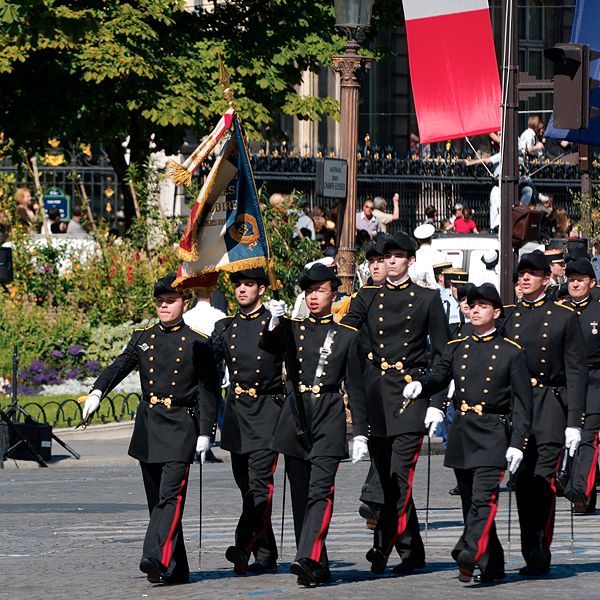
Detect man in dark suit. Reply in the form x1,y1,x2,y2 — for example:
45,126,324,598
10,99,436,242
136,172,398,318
82,273,220,585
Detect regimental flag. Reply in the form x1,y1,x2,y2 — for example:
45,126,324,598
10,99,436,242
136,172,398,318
402,0,501,144
175,115,271,289
545,0,600,145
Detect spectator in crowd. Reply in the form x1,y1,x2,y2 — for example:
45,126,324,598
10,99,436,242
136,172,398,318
312,206,336,252
66,205,86,234
356,198,381,239
449,203,463,226
423,205,437,227
554,207,571,238
294,198,315,240
543,136,571,160
440,219,454,233
409,223,445,288
15,187,38,229
48,206,66,234
372,193,400,233
453,207,479,234
518,116,545,159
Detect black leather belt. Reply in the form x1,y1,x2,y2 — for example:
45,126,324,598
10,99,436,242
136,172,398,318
298,383,340,397
232,384,284,397
144,395,193,409
458,401,509,416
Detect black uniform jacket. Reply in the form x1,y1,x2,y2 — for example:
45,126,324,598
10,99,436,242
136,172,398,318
502,296,587,441
342,280,450,438
263,314,362,460
560,296,600,415
94,321,220,463
420,331,532,469
210,305,284,454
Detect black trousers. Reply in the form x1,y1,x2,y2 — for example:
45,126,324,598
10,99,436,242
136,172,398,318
566,413,600,505
231,449,279,562
285,454,339,567
453,467,505,575
360,461,384,507
515,439,563,568
140,461,190,578
369,433,425,562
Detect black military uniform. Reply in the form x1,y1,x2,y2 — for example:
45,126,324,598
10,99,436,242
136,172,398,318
560,259,600,511
545,249,566,301
264,264,363,585
419,284,532,582
210,268,284,573
502,250,587,575
92,274,220,583
342,231,451,574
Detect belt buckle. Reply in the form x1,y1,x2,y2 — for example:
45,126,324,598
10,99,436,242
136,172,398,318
299,383,307,393
460,401,483,416
248,387,257,397
311,384,321,394
234,385,244,396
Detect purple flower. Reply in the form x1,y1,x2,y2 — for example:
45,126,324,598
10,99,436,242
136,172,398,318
66,368,81,380
30,360,45,371
32,372,48,385
85,360,101,374
51,350,64,359
68,345,85,356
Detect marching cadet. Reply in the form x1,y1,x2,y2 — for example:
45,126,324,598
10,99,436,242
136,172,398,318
82,273,220,585
266,263,363,585
561,258,600,513
342,231,450,576
404,283,532,583
545,248,566,299
210,268,284,575
502,250,587,576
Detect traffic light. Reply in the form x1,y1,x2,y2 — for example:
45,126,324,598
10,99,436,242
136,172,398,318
544,43,599,130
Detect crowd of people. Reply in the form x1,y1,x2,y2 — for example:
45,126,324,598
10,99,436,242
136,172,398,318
79,226,600,588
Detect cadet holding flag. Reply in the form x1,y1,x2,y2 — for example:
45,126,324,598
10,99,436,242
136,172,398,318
404,283,532,583
82,273,221,585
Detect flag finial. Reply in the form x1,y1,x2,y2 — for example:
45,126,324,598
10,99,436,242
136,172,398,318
219,52,235,108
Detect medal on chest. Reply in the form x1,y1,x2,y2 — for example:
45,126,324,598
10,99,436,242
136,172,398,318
591,321,598,335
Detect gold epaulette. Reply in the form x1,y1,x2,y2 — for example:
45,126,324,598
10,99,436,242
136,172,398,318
286,316,302,322
555,301,574,312
134,324,154,331
504,304,516,309
362,285,380,288
188,326,209,339
503,337,522,349
339,322,358,332
448,336,468,345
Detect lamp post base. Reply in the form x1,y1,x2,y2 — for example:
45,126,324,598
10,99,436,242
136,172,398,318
336,246,357,296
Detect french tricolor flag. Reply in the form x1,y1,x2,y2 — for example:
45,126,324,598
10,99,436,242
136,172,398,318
403,0,501,144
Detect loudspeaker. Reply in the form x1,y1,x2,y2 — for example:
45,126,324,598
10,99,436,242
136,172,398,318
0,247,13,284
2,421,52,461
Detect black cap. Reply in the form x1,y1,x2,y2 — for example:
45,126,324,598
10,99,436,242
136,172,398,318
517,250,551,275
449,270,469,286
467,283,504,316
566,257,596,279
565,244,590,263
544,249,565,263
365,235,388,259
230,268,269,286
298,263,341,291
433,261,453,278
457,281,475,301
382,231,417,257
154,272,191,299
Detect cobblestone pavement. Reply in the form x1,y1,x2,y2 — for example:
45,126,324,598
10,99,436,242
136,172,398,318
2,453,600,600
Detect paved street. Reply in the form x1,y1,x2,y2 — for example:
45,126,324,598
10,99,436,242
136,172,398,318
3,438,600,600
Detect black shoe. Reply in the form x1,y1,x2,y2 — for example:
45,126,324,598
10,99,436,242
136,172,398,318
392,557,426,575
456,550,475,583
366,548,388,574
474,570,506,584
160,573,190,585
204,448,223,463
359,502,381,521
225,546,249,575
520,548,549,576
291,558,329,585
448,485,461,496
247,559,278,573
139,557,164,583
518,564,549,577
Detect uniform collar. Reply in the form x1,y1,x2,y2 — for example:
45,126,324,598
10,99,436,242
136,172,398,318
471,329,498,343
385,277,411,291
308,313,334,325
159,319,184,332
238,305,266,320
570,296,591,310
520,295,547,309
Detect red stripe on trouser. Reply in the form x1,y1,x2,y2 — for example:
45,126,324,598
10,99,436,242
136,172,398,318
544,454,563,548
385,437,423,556
585,433,600,497
310,482,336,562
161,464,190,567
474,470,504,562
244,455,279,554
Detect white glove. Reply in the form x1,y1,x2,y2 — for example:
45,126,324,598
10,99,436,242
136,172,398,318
565,427,582,457
268,300,286,330
403,381,423,399
352,435,369,464
424,407,444,438
82,390,102,419
505,447,524,475
196,435,211,463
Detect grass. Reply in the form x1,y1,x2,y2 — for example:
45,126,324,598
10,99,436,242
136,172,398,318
0,392,140,429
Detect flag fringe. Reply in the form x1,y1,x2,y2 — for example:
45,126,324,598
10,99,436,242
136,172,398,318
174,256,267,289
167,161,194,187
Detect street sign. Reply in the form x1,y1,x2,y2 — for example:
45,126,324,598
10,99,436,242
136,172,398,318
316,158,348,199
43,187,70,220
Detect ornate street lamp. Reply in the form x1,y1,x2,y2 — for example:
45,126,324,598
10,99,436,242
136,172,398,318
331,0,373,294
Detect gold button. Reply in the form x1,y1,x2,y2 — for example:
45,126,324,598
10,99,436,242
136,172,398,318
299,358,303,362
379,343,385,349
515,313,521,317
547,310,552,315
379,304,384,309
321,372,326,376
541,359,546,364
379,330,384,335
300,325,306,330
460,388,465,393
325,360,329,364
460,365,466,370
174,370,178,374
233,323,238,327
181,336,186,341
150,345,155,349
494,345,499,350
462,354,468,358
149,357,154,361
232,357,237,362
233,370,238,375
408,303,413,308
485,377,491,382
515,323,520,328
514,335,520,339
176,358,181,363
256,369,260,373
542,333,548,338
300,335,305,340
404,329,410,334
261,320,266,325
379,317,384,322
151,334,156,339
460,376,465,381
230,345,235,349
483,389,489,394
410,291,415,296
380,292,385,297
465,344,470,349
491,355,496,360
406,316,412,320
544,322,549,327
488,366,494,371
232,334,236,338
149,368,154,373
257,356,262,360
178,347,183,351
541,347,546,351
298,347,303,351
540,372,545,377
149,380,154,385
171,381,176,386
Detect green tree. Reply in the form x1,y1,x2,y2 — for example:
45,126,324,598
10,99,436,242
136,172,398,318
0,0,402,228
